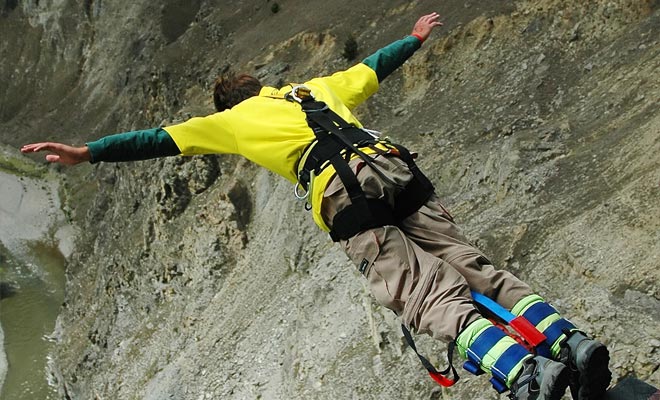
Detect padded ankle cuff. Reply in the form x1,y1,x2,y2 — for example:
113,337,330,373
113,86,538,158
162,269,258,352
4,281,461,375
511,294,545,316
456,318,491,359
456,318,532,386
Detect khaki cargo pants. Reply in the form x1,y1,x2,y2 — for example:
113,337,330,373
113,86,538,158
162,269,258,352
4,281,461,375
321,155,533,343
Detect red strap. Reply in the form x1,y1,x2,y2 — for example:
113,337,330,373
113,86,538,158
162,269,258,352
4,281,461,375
509,316,547,348
429,372,456,387
402,325,459,387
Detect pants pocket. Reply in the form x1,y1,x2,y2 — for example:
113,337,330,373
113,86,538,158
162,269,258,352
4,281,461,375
343,227,414,315
402,259,440,328
343,230,381,278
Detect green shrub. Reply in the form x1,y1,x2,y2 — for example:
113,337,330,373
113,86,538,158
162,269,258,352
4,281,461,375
343,34,358,61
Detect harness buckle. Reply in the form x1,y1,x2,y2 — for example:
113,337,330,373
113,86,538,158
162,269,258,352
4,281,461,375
362,128,382,139
288,85,313,103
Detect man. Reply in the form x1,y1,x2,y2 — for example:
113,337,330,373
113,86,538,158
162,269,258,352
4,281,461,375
22,13,611,400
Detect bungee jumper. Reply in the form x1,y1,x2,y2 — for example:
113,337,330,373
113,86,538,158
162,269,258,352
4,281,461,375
21,12,613,400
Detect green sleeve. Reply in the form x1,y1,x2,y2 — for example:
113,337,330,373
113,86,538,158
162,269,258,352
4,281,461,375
362,35,422,82
86,127,181,164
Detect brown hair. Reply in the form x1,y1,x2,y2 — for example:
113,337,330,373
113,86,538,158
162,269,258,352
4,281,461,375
213,73,262,111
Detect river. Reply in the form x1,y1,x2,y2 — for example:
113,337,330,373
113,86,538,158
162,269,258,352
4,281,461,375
0,164,72,399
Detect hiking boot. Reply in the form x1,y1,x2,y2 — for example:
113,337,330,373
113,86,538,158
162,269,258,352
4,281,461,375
560,331,611,400
509,356,570,400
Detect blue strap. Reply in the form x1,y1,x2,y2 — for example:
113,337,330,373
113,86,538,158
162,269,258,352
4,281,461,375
542,318,576,345
490,376,509,393
522,302,557,326
491,343,530,383
471,291,515,323
466,326,506,365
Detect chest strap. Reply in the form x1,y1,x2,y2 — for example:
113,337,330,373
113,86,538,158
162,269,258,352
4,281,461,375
287,85,434,241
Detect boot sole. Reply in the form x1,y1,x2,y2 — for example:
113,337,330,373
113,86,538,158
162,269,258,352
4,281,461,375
548,364,571,400
577,343,611,400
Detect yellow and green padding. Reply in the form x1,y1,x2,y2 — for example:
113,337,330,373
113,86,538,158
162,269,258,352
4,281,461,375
456,319,533,393
511,295,577,358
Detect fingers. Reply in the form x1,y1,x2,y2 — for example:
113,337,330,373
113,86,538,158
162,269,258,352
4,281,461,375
21,142,56,153
421,12,440,20
20,143,43,153
419,12,443,27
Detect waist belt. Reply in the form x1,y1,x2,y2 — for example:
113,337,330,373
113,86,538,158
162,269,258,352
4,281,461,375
329,166,434,241
287,85,435,242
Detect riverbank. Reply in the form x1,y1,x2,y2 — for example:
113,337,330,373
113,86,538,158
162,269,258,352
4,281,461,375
0,323,6,392
0,146,72,399
0,144,75,258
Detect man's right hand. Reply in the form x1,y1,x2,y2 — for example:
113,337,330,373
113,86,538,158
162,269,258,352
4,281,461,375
411,12,443,42
21,142,91,165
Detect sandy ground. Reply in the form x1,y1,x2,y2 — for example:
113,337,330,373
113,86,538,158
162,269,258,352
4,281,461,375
0,171,62,253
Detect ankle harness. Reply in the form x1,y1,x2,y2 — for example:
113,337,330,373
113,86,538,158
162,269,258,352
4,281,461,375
286,85,434,242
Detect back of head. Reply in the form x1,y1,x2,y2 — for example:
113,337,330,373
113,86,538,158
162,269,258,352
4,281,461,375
213,73,262,111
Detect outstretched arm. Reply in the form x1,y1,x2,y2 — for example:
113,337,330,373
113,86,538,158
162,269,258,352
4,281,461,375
21,127,180,165
21,142,91,165
362,12,443,82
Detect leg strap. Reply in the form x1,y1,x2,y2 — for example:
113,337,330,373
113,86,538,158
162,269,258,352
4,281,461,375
456,319,532,389
401,325,459,387
520,301,576,352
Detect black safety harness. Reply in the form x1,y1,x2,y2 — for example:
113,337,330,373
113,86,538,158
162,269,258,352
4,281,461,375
286,85,435,242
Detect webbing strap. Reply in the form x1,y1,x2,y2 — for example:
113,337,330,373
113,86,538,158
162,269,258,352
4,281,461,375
393,169,434,221
491,342,530,383
471,291,516,323
401,325,459,387
298,124,375,190
542,318,576,345
292,96,435,242
329,199,396,242
522,302,557,326
390,144,434,193
304,105,395,188
466,326,507,365
472,291,549,354
328,152,371,218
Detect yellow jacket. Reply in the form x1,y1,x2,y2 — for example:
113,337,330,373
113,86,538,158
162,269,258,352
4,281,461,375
86,35,423,231
164,63,379,231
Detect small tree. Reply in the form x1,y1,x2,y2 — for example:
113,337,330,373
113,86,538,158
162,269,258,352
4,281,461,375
270,2,280,14
343,34,358,61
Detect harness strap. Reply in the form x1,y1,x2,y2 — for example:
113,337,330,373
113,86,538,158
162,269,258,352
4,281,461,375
390,144,434,192
402,324,459,387
329,172,434,242
298,123,374,191
288,87,451,385
302,101,401,190
327,151,375,232
287,88,435,242
329,199,396,242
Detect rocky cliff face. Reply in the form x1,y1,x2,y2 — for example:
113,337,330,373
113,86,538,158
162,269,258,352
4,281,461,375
1,0,659,399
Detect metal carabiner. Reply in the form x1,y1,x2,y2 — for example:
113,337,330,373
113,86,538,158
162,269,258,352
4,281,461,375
293,169,315,206
294,182,309,201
